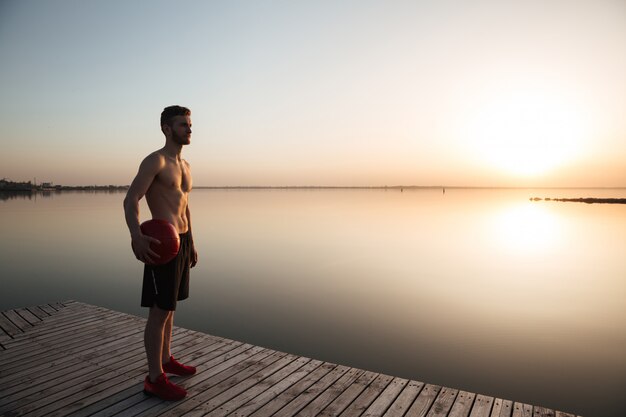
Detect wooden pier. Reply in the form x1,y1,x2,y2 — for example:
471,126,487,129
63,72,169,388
0,301,579,417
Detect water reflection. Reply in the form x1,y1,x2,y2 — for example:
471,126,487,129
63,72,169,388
0,188,624,417
0,191,39,201
0,189,128,202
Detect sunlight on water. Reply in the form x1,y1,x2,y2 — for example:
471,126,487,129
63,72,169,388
490,202,562,255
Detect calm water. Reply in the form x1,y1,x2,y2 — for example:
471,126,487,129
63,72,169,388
1,188,625,417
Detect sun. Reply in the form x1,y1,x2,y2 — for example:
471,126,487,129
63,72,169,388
463,89,590,177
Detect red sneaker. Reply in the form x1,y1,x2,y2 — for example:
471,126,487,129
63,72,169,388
163,355,197,376
143,373,187,401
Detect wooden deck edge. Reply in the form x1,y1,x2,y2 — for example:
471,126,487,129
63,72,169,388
0,300,80,349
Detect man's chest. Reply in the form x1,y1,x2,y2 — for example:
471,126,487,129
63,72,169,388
157,162,192,192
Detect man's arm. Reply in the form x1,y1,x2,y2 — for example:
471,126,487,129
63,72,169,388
186,202,198,268
123,153,163,263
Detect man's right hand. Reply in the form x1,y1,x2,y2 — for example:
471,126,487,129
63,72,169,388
131,233,162,264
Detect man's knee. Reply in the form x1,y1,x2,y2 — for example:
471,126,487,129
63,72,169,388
148,305,172,324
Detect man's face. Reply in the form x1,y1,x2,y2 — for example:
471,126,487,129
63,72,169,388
167,115,192,145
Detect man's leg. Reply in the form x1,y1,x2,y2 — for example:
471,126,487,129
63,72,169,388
161,309,196,375
145,306,172,382
161,311,174,364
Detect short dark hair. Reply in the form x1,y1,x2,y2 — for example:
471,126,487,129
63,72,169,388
160,105,191,127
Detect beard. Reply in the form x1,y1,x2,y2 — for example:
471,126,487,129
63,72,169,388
172,131,191,145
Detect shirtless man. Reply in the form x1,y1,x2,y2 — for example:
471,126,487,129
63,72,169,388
123,105,198,401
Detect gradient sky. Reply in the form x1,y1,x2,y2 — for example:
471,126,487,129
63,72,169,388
1,0,624,187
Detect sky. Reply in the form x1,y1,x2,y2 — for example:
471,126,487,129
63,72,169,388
0,0,624,187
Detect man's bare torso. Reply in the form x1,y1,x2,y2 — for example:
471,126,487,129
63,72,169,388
145,150,192,234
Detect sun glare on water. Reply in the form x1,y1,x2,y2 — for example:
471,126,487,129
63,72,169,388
490,202,562,255
463,89,590,177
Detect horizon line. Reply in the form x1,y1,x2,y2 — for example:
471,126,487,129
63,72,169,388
193,185,626,190
2,179,626,190
8,185,626,190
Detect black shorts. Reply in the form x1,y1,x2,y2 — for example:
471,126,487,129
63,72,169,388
141,231,192,311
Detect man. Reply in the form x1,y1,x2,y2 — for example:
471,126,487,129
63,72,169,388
123,105,198,401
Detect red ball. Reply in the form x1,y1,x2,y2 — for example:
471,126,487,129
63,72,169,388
140,219,180,265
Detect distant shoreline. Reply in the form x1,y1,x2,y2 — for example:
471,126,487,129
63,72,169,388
0,185,130,192
532,197,626,204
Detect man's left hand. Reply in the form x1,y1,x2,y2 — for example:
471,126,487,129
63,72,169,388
191,247,198,268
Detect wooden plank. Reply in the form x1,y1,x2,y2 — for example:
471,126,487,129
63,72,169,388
2,304,85,337
66,384,145,417
405,383,441,417
534,407,556,417
37,304,58,315
0,350,89,389
0,328,193,404
0,332,11,349
1,342,146,404
26,306,49,320
0,315,144,369
124,344,271,416
148,350,287,417
0,362,106,415
0,316,126,360
8,368,149,417
48,301,67,311
2,312,148,370
470,394,494,417
0,311,23,337
15,307,41,325
127,345,270,417
37,334,230,417
245,363,337,417
166,351,294,417
2,309,32,332
2,329,203,417
85,329,209,369
94,331,201,373
555,412,576,417
383,380,425,417
7,305,130,340
491,399,513,417
0,361,104,409
426,387,459,417
229,359,324,417
268,364,351,417
449,391,477,417
0,325,149,385
362,377,409,417
69,337,241,417
78,330,160,364
1,308,125,349
67,388,145,417
23,302,81,322
26,301,111,321
0,318,167,403
339,373,394,417
296,367,366,417
512,402,533,417
317,371,379,417
204,356,314,417
3,308,139,351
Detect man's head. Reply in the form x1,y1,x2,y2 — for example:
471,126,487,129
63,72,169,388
161,105,192,145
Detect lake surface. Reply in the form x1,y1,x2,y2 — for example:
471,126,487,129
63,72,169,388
1,188,624,417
